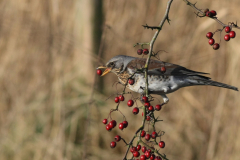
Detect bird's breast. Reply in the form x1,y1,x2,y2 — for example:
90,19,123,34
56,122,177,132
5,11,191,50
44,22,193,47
127,73,182,94
117,69,184,95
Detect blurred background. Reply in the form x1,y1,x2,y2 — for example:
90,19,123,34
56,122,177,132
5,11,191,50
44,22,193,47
0,0,239,160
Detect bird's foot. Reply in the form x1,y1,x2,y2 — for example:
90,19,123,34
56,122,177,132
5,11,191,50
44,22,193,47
160,94,169,107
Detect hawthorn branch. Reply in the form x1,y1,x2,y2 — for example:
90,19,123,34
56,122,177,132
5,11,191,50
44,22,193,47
144,0,173,96
133,42,150,47
123,1,174,159
182,0,240,29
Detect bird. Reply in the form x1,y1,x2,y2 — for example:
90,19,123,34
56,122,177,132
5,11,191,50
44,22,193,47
97,55,238,105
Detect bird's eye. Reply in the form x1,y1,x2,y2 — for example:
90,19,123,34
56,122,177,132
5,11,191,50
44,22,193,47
109,62,114,66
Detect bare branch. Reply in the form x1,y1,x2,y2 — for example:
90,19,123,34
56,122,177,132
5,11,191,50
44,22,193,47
182,0,240,29
144,0,174,96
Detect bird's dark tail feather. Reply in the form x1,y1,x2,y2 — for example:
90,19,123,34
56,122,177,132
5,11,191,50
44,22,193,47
187,76,238,91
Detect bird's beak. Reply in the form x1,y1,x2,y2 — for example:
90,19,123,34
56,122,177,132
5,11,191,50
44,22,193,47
97,66,107,69
101,68,112,76
97,66,112,76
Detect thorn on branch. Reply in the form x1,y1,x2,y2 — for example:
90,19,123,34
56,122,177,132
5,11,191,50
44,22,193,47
194,12,205,18
166,17,171,24
193,2,197,6
142,24,161,30
133,42,149,47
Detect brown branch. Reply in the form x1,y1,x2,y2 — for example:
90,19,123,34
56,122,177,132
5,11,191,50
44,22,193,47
144,0,174,96
142,24,161,30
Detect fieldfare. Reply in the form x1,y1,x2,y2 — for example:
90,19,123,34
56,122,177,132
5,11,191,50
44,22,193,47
98,55,238,104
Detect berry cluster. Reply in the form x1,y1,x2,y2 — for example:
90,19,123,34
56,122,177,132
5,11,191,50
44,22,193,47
202,8,238,51
204,9,217,17
101,91,166,159
129,143,164,160
206,25,237,50
206,32,220,50
137,49,149,55
110,130,165,160
224,26,236,41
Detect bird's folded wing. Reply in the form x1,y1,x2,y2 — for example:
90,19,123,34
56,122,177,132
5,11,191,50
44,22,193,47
127,58,209,77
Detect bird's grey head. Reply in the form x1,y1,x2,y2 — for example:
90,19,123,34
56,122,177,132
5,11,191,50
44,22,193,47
98,55,135,76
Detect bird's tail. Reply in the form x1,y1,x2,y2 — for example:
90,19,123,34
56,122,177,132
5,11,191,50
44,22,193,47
187,75,238,91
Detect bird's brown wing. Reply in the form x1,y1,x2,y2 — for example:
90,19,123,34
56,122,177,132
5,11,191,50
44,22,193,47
127,58,209,77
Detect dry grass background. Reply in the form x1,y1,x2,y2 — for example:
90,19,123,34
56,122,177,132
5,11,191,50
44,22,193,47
0,0,239,160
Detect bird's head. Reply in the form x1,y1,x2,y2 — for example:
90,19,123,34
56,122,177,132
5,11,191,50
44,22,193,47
97,55,135,76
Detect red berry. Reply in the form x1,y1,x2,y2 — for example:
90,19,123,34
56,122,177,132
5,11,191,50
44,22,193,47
161,66,166,73
142,96,148,103
206,11,213,17
142,112,144,116
119,95,125,101
146,116,151,121
210,10,217,16
155,156,162,160
148,106,154,111
142,146,146,153
140,155,146,160
102,119,108,124
213,43,220,50
141,130,146,137
150,154,155,160
155,104,161,111
114,135,121,142
229,31,236,38
143,49,149,55
130,147,137,153
208,38,215,45
145,134,151,141
137,49,143,55
133,151,140,157
122,121,128,128
127,100,134,107
224,34,230,41
96,69,102,76
144,102,150,107
128,78,134,85
159,141,165,148
109,120,117,128
137,144,141,151
133,107,139,115
206,32,213,39
106,124,112,131
147,149,152,153
110,141,116,148
115,97,119,103
151,131,157,139
145,151,151,158
119,123,124,130
225,26,231,33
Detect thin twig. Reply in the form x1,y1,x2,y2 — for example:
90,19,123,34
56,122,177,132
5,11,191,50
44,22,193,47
182,0,240,29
